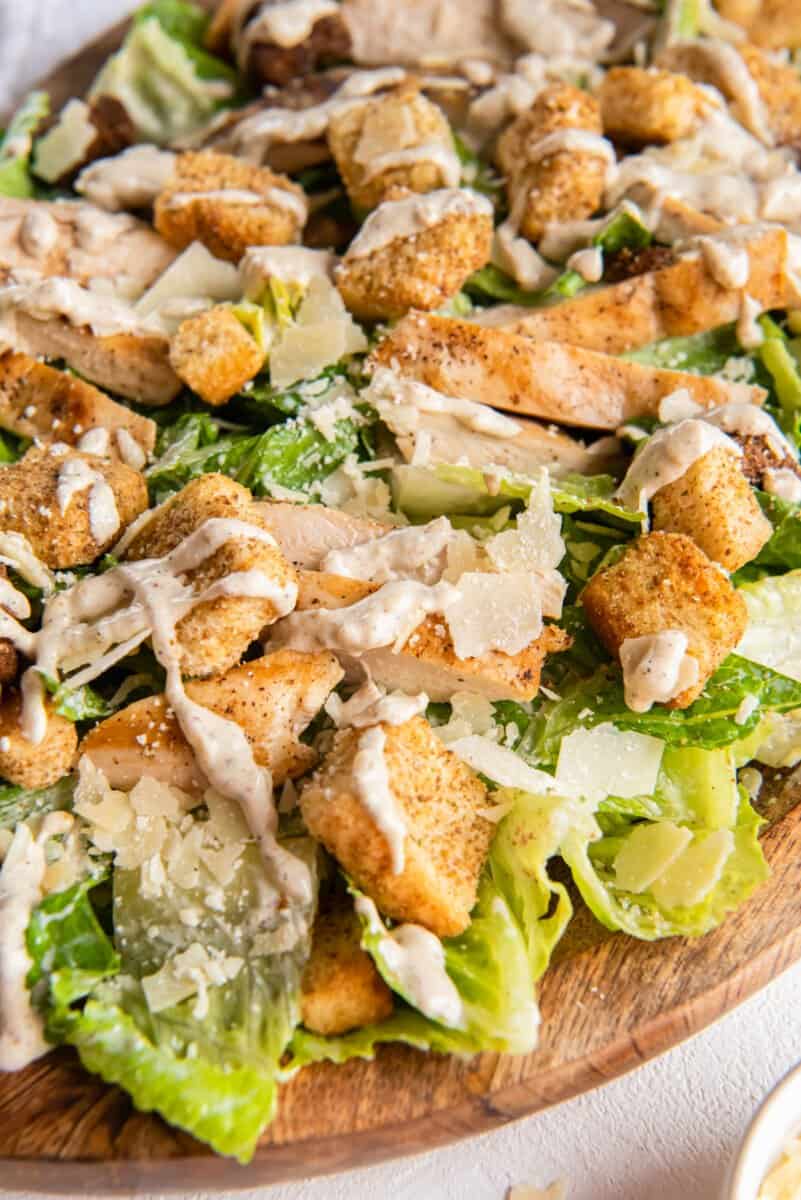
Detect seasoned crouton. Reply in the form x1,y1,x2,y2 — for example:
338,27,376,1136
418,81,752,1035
81,649,342,792
372,314,765,429
0,689,76,788
652,444,772,572
716,0,801,49
124,474,299,677
600,67,710,145
0,446,147,569
581,532,748,708
475,226,797,354
279,569,571,701
0,351,156,461
300,893,393,1035
657,40,801,145
300,716,493,936
154,150,308,263
335,189,493,320
0,197,174,294
169,306,265,406
328,86,460,212
495,83,607,243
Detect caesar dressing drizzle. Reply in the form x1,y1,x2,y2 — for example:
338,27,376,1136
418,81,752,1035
351,725,406,872
343,188,492,259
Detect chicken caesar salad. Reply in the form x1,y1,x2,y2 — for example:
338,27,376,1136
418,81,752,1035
1,0,801,1164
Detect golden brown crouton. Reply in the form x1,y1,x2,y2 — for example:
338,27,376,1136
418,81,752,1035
0,689,76,788
716,0,801,49
328,86,460,212
300,716,493,936
154,150,308,263
651,445,772,572
600,67,710,146
581,532,748,708
169,307,265,406
124,474,299,678
81,649,342,792
300,894,393,1035
0,446,147,568
371,313,765,430
658,40,801,145
0,351,156,460
335,194,493,320
476,226,797,354
495,83,607,243
279,569,571,701
246,13,352,89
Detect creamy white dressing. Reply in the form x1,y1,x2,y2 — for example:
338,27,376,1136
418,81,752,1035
492,184,558,289
703,401,796,459
680,39,774,146
0,577,30,622
351,725,406,873
690,235,751,289
77,427,111,456
75,145,177,212
763,467,801,504
321,517,454,585
55,457,120,545
527,128,616,170
354,893,464,1027
619,631,700,713
166,186,308,224
225,67,407,160
616,419,741,512
240,0,338,56
274,578,457,656
343,188,492,260
19,667,47,746
18,210,59,260
0,533,53,593
115,428,147,470
566,245,603,282
325,678,428,728
737,294,765,349
240,245,334,295
0,610,36,658
0,823,49,1070
658,388,702,423
0,273,150,338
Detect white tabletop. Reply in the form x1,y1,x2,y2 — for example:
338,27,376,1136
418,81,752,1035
1,5,800,1197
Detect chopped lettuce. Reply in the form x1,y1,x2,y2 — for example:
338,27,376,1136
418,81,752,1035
738,570,801,683
0,776,75,832
625,323,748,375
734,490,801,582
89,9,237,144
757,317,801,446
0,91,50,197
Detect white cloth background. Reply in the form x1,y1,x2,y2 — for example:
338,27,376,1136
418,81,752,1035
1,5,800,1198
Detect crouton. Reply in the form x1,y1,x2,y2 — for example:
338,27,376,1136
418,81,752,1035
0,197,174,294
0,689,76,788
0,446,147,569
657,40,801,145
495,82,607,243
169,306,265,406
716,0,801,49
81,649,342,792
278,569,571,701
124,474,299,678
0,351,156,460
371,313,765,429
154,150,308,263
651,444,772,572
335,190,493,320
581,532,748,708
599,67,710,145
4,314,180,407
328,86,460,212
300,894,393,1035
245,11,352,88
254,500,388,569
300,716,493,936
475,226,797,354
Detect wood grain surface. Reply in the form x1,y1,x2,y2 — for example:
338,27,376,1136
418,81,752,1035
1,5,799,1194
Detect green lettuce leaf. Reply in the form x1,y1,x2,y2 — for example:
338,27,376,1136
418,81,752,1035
89,12,236,144
737,570,801,683
286,1007,469,1069
0,776,75,832
757,317,801,446
734,490,801,581
0,91,50,197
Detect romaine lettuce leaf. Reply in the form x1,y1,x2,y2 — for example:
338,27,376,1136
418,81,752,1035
757,317,801,446
625,323,748,376
735,490,801,581
737,570,801,683
286,1006,470,1069
0,91,49,197
89,11,236,144
0,776,75,832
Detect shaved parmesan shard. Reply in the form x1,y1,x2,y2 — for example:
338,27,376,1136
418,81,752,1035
448,735,559,794
142,943,243,1018
555,723,665,804
650,829,735,909
613,821,693,894
444,571,543,660
269,277,367,389
487,473,565,573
